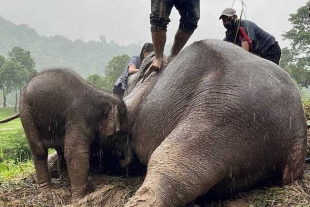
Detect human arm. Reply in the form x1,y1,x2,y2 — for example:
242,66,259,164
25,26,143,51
128,64,139,75
241,41,250,51
240,21,255,52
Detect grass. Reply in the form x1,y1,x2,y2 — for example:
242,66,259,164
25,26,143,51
0,160,34,180
0,107,34,181
0,107,22,132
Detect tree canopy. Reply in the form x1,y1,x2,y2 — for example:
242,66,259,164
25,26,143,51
0,47,36,107
280,1,310,88
87,54,130,92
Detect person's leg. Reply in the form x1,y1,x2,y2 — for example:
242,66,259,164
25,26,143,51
169,0,200,62
150,0,174,71
261,42,281,65
113,84,125,99
151,31,166,71
168,29,192,62
273,42,281,65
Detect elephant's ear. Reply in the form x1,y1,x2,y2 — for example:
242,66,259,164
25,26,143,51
106,105,121,137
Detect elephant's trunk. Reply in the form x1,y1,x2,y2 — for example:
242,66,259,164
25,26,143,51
118,146,133,168
117,134,133,168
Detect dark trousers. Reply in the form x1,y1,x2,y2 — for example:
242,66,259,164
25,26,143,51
113,84,125,99
261,42,281,65
150,0,200,34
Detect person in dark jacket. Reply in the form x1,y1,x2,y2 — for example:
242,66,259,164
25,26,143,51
113,42,153,99
220,8,281,65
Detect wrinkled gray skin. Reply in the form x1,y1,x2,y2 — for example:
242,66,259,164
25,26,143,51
123,39,307,206
18,69,131,202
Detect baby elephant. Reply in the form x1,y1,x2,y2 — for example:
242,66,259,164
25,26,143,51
5,69,131,202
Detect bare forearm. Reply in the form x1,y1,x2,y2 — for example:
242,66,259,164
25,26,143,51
129,68,139,75
241,41,250,51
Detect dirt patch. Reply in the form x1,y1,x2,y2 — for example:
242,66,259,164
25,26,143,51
1,130,310,207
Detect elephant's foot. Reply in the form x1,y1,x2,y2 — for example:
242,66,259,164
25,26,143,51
37,181,52,189
124,186,164,207
71,196,83,204
282,140,306,185
125,189,199,207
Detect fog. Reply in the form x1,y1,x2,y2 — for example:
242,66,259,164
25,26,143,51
0,0,308,48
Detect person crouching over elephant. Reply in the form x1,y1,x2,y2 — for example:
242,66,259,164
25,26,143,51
0,69,132,202
113,42,153,99
220,8,281,65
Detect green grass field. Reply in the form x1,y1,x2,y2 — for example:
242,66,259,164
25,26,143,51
0,107,25,155
0,107,22,135
0,107,33,180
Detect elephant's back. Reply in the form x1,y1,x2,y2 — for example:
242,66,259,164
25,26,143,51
137,39,306,165
20,69,101,128
142,39,304,135
21,69,98,107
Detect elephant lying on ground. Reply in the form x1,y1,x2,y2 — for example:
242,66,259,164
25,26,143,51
0,69,132,202
122,39,307,206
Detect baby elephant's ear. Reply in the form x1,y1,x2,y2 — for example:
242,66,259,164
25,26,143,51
106,105,121,137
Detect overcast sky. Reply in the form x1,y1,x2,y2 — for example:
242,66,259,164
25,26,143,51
0,0,308,49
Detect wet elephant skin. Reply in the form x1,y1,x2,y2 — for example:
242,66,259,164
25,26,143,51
123,39,307,207
19,69,129,201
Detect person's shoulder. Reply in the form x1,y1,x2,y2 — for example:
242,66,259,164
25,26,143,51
129,56,139,62
128,55,141,65
241,19,257,27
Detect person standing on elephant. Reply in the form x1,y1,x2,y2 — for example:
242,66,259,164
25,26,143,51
113,42,153,99
149,0,200,71
220,8,281,65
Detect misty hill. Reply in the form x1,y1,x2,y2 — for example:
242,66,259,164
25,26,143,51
0,15,141,77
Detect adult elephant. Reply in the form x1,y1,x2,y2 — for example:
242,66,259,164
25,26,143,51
0,69,132,202
123,39,307,206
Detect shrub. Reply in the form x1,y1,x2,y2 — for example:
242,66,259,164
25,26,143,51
0,129,32,163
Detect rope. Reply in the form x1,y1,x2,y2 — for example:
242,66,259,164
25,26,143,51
231,0,248,45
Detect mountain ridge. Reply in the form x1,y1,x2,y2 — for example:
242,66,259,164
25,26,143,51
0,15,141,77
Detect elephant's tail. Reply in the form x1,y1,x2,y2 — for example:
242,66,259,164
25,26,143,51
0,113,20,123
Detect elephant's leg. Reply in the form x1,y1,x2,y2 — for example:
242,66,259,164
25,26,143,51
125,127,226,207
64,129,91,202
48,151,60,178
56,148,68,178
21,111,51,188
282,136,307,185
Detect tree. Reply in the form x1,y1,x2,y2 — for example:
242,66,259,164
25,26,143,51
0,60,26,107
281,1,310,88
86,74,105,89
8,47,36,80
7,47,36,110
0,55,5,68
0,55,6,107
103,54,130,92
86,54,129,92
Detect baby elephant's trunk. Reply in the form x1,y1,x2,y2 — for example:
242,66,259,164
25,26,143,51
115,133,133,168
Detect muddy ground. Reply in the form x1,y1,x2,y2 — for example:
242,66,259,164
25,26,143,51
1,130,310,207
